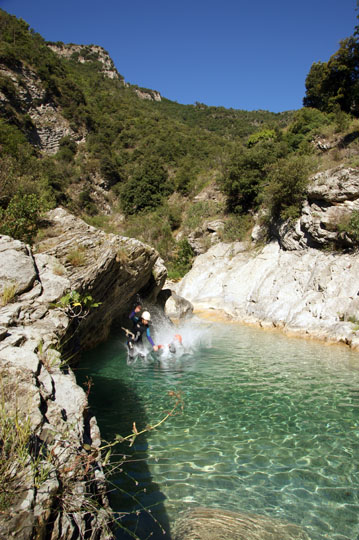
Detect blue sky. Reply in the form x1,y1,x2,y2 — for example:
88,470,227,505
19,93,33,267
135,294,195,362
0,0,357,112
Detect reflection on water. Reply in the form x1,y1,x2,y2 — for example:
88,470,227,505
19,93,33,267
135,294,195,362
78,319,359,540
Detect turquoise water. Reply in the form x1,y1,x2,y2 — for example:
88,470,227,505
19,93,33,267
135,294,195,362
77,318,359,540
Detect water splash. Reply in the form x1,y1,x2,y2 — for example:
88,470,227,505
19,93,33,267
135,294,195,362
153,316,212,358
123,306,211,365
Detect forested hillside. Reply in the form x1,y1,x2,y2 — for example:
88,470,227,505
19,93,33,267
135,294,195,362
0,8,359,276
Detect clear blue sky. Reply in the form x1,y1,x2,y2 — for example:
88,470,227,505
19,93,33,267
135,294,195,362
0,0,357,112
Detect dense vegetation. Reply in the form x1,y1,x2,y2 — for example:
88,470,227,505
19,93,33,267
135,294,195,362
1,8,359,275
304,29,359,117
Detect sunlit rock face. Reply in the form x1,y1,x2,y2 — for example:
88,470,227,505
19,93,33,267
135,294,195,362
274,166,359,250
48,43,123,81
173,240,359,349
134,88,162,101
0,208,166,539
172,166,359,349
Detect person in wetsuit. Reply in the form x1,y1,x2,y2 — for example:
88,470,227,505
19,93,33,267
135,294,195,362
129,302,142,329
127,308,159,353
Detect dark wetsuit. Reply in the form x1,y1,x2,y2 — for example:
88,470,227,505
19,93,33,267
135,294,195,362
128,311,155,350
129,309,140,329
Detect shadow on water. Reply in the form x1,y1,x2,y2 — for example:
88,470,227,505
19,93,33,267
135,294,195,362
77,372,172,540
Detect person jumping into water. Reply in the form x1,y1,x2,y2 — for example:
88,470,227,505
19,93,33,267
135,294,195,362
127,308,159,353
129,301,142,329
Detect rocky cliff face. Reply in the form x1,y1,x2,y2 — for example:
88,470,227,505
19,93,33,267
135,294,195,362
133,88,162,102
0,63,80,154
0,208,167,539
0,42,134,156
174,240,359,348
275,166,359,250
48,43,123,81
35,208,167,351
172,166,359,349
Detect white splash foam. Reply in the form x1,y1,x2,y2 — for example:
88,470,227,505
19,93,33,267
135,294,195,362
154,317,212,357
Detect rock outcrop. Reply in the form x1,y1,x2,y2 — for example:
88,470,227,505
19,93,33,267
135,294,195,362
35,208,167,350
163,289,193,320
0,63,81,154
171,166,359,349
183,184,226,255
274,166,359,250
173,240,359,349
0,208,167,539
133,88,162,102
48,43,123,81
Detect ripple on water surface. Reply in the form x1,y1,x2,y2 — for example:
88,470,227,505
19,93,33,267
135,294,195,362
79,320,359,540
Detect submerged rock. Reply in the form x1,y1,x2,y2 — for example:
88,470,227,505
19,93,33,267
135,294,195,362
172,507,311,540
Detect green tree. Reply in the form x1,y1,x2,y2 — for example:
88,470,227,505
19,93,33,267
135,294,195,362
262,155,314,221
56,136,77,162
100,155,123,187
168,238,194,278
220,141,289,214
120,157,172,215
304,33,359,116
175,162,194,195
247,129,276,148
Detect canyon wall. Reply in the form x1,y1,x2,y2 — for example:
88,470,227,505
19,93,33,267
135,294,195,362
0,208,166,539
173,166,359,349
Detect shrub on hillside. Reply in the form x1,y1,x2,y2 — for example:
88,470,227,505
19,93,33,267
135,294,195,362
120,157,173,215
219,214,254,243
220,141,289,214
262,155,314,222
0,193,42,243
123,208,175,261
337,210,359,244
167,238,194,279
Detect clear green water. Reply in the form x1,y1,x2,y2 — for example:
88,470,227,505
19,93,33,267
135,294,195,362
77,319,359,540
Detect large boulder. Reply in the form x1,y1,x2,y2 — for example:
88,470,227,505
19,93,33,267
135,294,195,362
164,289,194,320
0,236,37,296
175,240,359,349
35,208,167,350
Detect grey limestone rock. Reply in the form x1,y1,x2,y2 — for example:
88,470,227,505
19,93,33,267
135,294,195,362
176,240,359,349
0,236,36,296
164,290,194,320
273,166,359,251
0,208,167,539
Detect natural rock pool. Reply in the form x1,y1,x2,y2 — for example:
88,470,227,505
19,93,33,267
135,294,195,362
78,318,359,540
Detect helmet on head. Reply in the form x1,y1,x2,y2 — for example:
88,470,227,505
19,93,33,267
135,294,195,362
141,311,151,321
